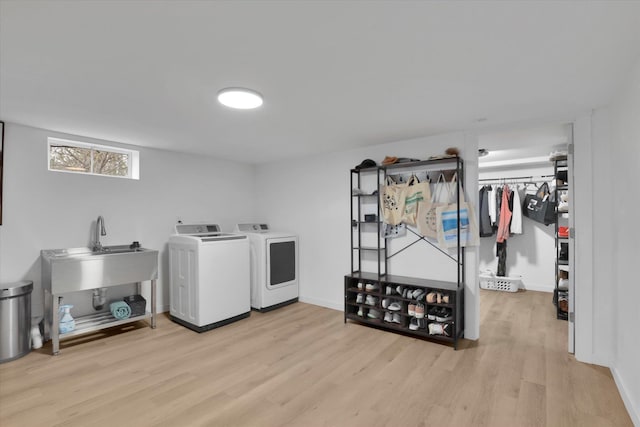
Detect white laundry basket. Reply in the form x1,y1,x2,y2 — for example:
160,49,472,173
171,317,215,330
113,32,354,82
479,273,521,292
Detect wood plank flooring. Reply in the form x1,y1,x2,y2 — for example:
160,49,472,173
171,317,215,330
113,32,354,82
0,290,632,426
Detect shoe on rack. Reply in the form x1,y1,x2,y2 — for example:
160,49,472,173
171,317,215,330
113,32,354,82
558,295,568,313
392,313,402,324
427,306,439,321
396,286,409,298
356,293,364,304
367,308,381,319
426,292,437,303
357,307,364,317
365,295,378,306
417,318,426,329
357,282,364,290
558,278,569,291
558,201,569,212
386,286,393,295
408,302,416,316
382,298,390,309
435,308,453,322
384,312,393,322
409,318,419,331
388,302,402,311
365,282,380,292
428,322,450,337
414,303,425,319
437,292,443,304
412,289,426,300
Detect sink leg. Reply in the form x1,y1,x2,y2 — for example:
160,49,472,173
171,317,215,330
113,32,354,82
151,279,156,329
52,295,60,355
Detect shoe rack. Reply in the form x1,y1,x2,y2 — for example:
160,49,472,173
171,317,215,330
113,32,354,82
344,272,463,348
554,157,570,320
346,157,465,349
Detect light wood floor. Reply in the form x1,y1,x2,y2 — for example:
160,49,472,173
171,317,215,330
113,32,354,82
0,290,632,427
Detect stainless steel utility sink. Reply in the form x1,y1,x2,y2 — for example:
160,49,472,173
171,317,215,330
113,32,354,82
41,246,159,294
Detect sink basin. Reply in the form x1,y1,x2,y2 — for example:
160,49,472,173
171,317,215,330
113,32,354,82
41,246,159,294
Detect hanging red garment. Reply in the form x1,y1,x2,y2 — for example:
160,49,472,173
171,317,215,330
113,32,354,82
496,185,512,243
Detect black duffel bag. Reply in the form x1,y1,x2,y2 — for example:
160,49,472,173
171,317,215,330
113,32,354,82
522,182,556,225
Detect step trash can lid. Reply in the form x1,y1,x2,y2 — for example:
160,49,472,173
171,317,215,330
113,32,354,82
0,281,33,298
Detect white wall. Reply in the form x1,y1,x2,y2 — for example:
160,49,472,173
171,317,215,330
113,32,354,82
255,132,481,340
0,123,256,318
478,165,556,292
606,56,640,426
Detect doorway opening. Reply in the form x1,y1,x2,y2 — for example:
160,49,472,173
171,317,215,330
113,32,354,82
476,122,574,352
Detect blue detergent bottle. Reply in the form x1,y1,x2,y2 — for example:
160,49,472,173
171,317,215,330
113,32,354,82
58,304,76,334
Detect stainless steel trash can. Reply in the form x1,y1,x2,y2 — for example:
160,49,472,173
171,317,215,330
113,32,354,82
0,281,33,363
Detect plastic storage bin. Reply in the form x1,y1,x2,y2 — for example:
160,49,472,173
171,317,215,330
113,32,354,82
0,281,33,363
123,295,146,317
479,273,521,292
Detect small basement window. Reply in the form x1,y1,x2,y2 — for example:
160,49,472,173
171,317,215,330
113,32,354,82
48,137,139,180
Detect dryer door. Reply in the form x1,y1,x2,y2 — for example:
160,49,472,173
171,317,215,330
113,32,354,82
266,236,298,289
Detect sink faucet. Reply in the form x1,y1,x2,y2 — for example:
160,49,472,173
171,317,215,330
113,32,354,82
93,216,107,251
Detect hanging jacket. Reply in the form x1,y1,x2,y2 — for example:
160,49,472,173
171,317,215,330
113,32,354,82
479,186,494,237
496,185,512,243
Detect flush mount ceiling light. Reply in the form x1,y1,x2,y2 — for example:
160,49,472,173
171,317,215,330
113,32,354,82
479,148,490,157
217,87,263,109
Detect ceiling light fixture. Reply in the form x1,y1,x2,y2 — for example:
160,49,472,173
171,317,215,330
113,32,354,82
217,87,263,109
478,148,489,157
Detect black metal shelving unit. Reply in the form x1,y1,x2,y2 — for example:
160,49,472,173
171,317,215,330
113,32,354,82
554,158,570,320
346,156,465,349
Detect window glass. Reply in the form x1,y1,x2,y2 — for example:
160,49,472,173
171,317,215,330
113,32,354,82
48,138,139,179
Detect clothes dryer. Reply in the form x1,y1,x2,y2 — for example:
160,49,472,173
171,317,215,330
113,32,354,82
235,224,299,311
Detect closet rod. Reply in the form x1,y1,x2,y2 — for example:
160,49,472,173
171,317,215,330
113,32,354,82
478,174,554,183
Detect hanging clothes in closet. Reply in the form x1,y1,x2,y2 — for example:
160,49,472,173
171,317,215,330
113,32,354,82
478,186,494,237
496,185,512,276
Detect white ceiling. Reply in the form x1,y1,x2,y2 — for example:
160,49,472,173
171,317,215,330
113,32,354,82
1,1,640,164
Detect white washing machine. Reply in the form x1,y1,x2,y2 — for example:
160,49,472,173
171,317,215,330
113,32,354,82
169,223,250,332
235,224,299,311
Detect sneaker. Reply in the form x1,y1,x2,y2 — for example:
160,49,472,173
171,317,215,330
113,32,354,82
414,303,425,319
384,312,393,322
427,306,439,320
392,313,402,324
409,318,419,331
367,308,381,319
365,282,380,292
357,282,364,290
408,303,416,316
558,278,569,291
426,292,437,303
388,302,402,311
441,294,450,304
357,307,364,317
395,286,409,297
428,322,450,337
557,201,569,212
365,295,378,306
417,318,426,329
412,289,426,300
382,298,390,309
435,308,453,322
386,286,394,295
356,293,364,304
437,293,443,304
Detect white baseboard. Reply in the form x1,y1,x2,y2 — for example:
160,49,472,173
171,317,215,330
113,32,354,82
611,367,640,427
298,295,342,312
522,283,554,293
